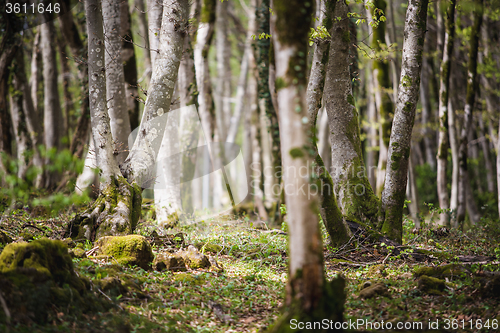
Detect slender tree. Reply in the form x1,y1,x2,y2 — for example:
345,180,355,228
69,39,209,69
306,0,349,246
267,1,345,329
436,0,456,227
103,0,131,165
456,0,483,225
381,0,429,243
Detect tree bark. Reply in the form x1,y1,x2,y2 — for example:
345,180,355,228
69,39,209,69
269,0,344,324
436,0,456,226
456,0,483,226
381,0,428,243
306,0,349,246
41,20,64,189
372,0,394,196
134,0,152,86
325,0,381,227
120,0,189,185
120,0,141,131
102,0,132,165
147,0,163,69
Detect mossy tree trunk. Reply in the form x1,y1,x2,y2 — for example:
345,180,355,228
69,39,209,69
267,1,345,330
306,0,349,247
324,0,381,227
256,0,282,221
381,0,429,243
436,0,456,227
69,0,189,240
456,0,483,226
372,0,394,197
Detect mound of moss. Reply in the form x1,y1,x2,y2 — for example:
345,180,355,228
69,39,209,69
0,238,112,325
96,235,154,270
414,264,469,280
417,275,446,295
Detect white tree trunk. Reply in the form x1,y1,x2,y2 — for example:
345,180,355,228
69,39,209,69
41,20,64,188
103,0,131,164
147,0,163,69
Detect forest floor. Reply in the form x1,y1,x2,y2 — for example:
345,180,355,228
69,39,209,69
0,203,499,332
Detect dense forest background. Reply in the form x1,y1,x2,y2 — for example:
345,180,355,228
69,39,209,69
1,0,500,331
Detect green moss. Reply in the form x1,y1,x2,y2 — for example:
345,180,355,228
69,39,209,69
200,0,216,23
417,275,445,295
96,235,154,270
314,154,349,247
273,0,313,86
275,77,286,90
347,94,355,106
402,75,412,87
173,272,205,285
414,264,467,278
289,147,305,159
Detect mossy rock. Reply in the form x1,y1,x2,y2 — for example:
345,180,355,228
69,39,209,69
0,230,13,245
69,247,87,259
173,272,205,285
0,238,111,325
96,235,154,270
195,241,223,253
153,252,186,272
19,231,34,241
180,245,211,269
359,282,391,299
417,275,446,295
414,264,469,280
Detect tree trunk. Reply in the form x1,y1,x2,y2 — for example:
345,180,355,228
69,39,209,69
436,0,456,227
67,0,142,241
120,0,141,131
306,0,349,246
325,0,380,227
103,0,132,165
9,47,43,183
134,0,152,85
268,0,344,326
419,57,436,170
381,0,428,243
59,0,91,159
372,0,394,196
147,0,163,69
41,20,64,189
456,0,483,226
215,0,230,140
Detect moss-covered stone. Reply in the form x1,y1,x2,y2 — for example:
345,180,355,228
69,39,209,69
96,235,154,270
367,264,387,278
69,247,87,259
173,272,205,285
0,238,111,325
414,264,468,279
180,245,210,269
359,282,391,299
153,252,186,272
195,241,223,254
417,275,446,295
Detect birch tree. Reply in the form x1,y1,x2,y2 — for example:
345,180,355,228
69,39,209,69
267,0,345,328
381,0,429,243
436,0,456,227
